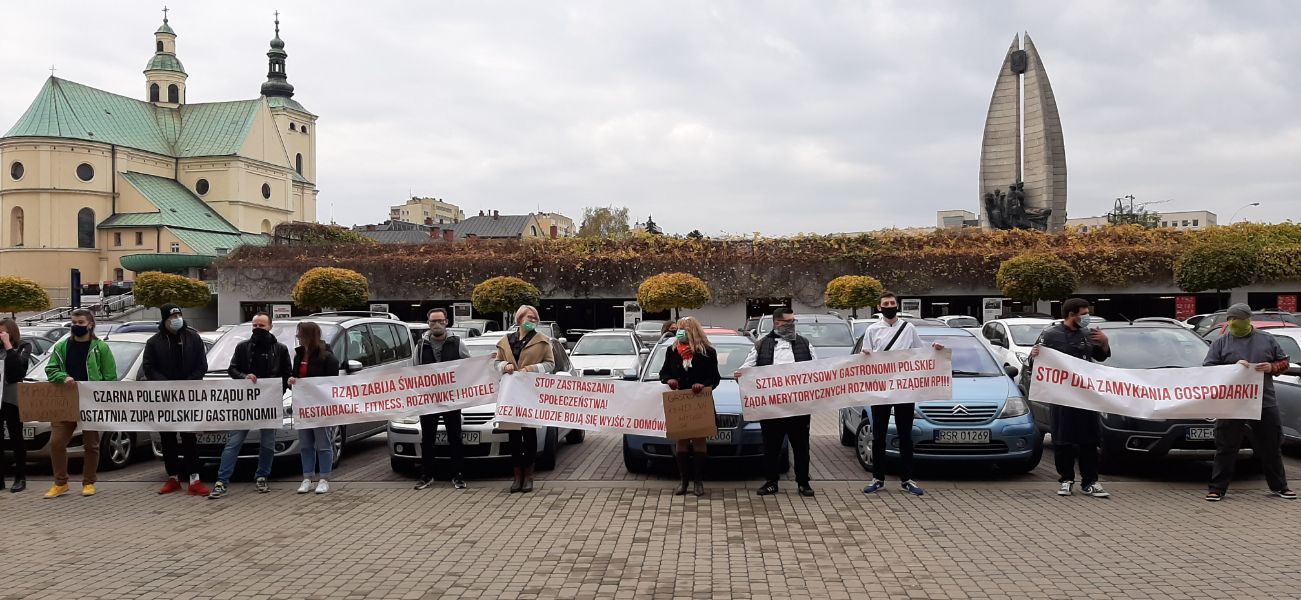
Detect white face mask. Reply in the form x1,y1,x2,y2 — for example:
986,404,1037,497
169,317,185,331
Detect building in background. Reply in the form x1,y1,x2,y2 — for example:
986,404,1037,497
1069,210,1217,232
938,210,979,229
535,212,575,238
389,196,464,225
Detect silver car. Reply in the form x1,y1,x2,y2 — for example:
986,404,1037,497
567,329,648,379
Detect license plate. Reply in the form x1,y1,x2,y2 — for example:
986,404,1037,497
196,433,229,445
1186,427,1215,441
934,429,991,444
707,430,733,443
434,432,480,445
22,426,35,440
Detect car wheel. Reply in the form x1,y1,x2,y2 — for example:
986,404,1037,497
536,428,559,471
855,421,876,472
565,429,585,444
623,444,647,473
331,426,345,469
98,431,134,471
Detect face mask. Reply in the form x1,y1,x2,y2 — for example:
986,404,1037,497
251,328,272,341
169,317,185,331
71,325,90,338
775,323,796,340
1077,315,1092,328
880,307,899,319
521,321,536,333
676,330,688,343
1228,320,1253,338
428,324,447,336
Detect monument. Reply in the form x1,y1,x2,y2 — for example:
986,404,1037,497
978,33,1067,231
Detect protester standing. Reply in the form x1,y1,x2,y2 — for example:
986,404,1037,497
737,308,818,497
494,305,555,493
414,308,472,491
1203,303,1296,502
659,317,721,497
209,313,291,499
143,304,212,496
288,321,341,494
860,292,945,496
42,309,117,498
1029,298,1112,498
1,318,34,492
660,320,679,341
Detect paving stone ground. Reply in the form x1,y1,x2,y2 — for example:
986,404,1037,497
4,413,1299,599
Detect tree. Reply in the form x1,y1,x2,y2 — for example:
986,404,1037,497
0,276,52,316
996,253,1077,304
472,276,541,326
273,222,377,246
637,272,711,320
577,205,631,238
292,267,369,311
133,272,211,309
1174,242,1255,306
823,275,884,318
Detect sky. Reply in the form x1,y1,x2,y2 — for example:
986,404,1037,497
1,1,1298,236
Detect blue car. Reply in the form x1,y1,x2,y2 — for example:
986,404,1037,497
622,332,786,473
839,327,1043,474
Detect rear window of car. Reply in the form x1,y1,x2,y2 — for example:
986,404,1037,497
1099,327,1208,369
572,335,637,356
206,322,342,371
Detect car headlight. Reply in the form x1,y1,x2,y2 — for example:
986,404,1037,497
397,417,419,425
998,396,1029,419
1014,352,1030,365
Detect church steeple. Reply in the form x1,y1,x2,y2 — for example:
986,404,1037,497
260,12,295,98
144,6,187,107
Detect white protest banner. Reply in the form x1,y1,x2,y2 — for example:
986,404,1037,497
291,356,500,428
496,373,668,436
738,348,953,421
1028,347,1263,420
77,379,282,431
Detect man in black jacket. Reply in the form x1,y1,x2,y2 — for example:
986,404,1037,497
737,308,819,497
414,308,472,490
141,303,211,496
209,313,291,498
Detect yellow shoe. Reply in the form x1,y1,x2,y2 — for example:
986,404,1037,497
43,484,69,499
82,483,97,496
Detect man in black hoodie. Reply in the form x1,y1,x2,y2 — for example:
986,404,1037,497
141,303,211,496
209,312,291,498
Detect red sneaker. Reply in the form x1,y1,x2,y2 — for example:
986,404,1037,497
187,481,211,496
158,478,183,495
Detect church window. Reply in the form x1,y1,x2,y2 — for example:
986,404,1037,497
156,40,163,52
135,232,144,245
114,268,124,282
300,125,307,134
113,232,122,247
289,123,296,131
170,242,180,253
77,208,95,248
9,161,23,180
150,83,160,102
295,153,303,174
195,179,210,195
167,84,179,103
261,183,272,199
76,163,95,182
9,207,23,247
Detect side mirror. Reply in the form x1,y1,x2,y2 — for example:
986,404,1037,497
623,369,640,381
639,347,650,355
989,338,1007,349
557,337,567,345
344,360,363,374
1004,364,1020,379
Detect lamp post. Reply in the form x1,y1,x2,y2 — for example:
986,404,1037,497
1229,202,1261,224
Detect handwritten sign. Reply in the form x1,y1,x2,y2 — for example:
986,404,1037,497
18,382,81,422
662,389,717,439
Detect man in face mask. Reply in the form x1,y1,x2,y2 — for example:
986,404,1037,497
1203,303,1295,502
209,313,291,498
142,303,211,496
414,308,472,490
42,309,117,498
736,307,819,497
1029,298,1111,498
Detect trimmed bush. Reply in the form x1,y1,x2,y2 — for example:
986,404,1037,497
292,267,369,310
133,272,211,308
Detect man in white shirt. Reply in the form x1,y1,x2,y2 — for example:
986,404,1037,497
860,292,944,497
736,308,819,497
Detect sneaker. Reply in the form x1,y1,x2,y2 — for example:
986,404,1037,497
208,482,227,499
43,484,69,499
255,477,270,494
756,481,779,496
187,481,212,497
158,478,183,495
1057,481,1074,496
862,479,886,494
901,480,926,496
81,483,97,497
1081,483,1110,498
296,479,313,494
1205,490,1225,502
314,479,330,494
452,475,467,490
1274,489,1297,500
413,476,434,491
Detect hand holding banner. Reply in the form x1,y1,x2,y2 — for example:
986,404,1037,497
77,379,283,431
738,348,953,421
291,356,501,428
496,373,668,436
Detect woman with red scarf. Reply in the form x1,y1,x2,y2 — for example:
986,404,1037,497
658,317,720,496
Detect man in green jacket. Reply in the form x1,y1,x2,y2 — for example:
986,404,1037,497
43,309,117,498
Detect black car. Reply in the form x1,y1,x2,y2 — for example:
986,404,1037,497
1193,309,1299,336
1020,321,1257,469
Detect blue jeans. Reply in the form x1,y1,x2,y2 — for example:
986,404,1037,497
217,429,277,484
297,427,334,478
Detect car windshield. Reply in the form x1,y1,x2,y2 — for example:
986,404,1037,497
921,335,1002,376
635,321,665,333
643,341,754,381
572,335,636,356
945,317,979,328
1009,323,1050,346
1272,335,1300,362
796,322,854,347
852,321,872,339
27,340,146,382
463,342,497,358
1097,327,1208,369
205,322,342,372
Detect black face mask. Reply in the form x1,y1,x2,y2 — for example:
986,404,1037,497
71,325,90,338
251,329,273,342
880,307,899,319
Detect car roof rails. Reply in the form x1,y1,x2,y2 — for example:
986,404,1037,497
308,311,400,321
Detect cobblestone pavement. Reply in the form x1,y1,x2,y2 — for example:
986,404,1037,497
5,413,1300,599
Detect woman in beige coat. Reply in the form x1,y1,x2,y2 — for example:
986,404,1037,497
494,305,555,493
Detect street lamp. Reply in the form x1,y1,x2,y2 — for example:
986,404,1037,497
1229,202,1261,224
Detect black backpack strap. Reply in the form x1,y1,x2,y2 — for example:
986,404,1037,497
882,322,910,351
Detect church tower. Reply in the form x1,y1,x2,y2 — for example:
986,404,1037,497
144,8,187,107
260,13,319,219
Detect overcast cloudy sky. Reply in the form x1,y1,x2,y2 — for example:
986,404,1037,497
2,1,1298,235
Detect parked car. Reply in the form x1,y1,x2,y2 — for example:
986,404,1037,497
936,315,981,329
457,318,501,335
840,328,1041,474
1019,321,1261,467
1134,317,1194,330
756,314,856,356
19,324,70,344
741,316,760,338
1201,320,1298,343
387,333,581,472
634,320,668,346
16,333,155,470
979,317,1053,372
104,320,166,334
622,332,781,473
167,313,416,469
1183,313,1211,329
1265,330,1301,387
568,329,647,379
22,335,57,357
405,322,482,343
1194,309,1299,336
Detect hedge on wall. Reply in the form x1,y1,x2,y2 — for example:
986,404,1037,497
471,276,541,317
637,272,711,318
133,272,211,308
292,267,369,310
0,276,52,315
823,275,884,318
996,253,1077,304
1173,242,1256,293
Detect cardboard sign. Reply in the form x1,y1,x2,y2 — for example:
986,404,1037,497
662,388,718,440
18,383,81,423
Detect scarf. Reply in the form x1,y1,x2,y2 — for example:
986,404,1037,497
675,341,694,369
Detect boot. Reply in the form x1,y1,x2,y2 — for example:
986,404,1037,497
10,478,24,493
692,452,707,497
509,467,523,493
673,453,690,495
521,466,534,493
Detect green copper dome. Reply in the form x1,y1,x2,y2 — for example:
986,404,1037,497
145,53,186,74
